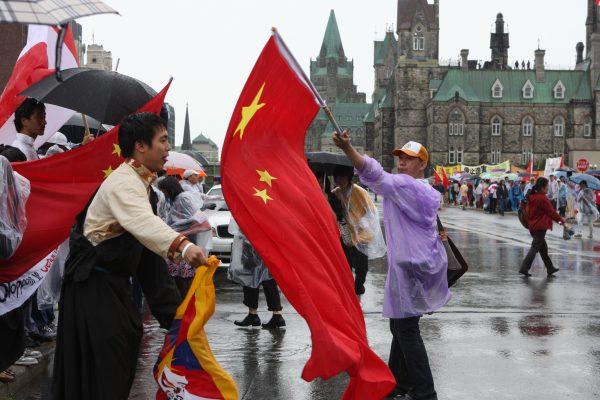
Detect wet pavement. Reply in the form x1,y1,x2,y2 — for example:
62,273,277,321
14,207,600,400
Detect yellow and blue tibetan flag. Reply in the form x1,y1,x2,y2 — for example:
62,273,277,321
154,256,238,400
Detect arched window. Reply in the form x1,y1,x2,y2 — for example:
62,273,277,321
584,117,593,137
522,116,534,136
413,25,425,51
492,79,503,99
522,80,534,99
553,81,565,99
448,109,465,136
491,116,502,136
553,116,565,137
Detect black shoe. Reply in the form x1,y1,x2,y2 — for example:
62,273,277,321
234,314,261,327
261,314,286,330
30,326,56,342
547,267,559,276
519,268,532,277
355,285,365,295
24,335,40,348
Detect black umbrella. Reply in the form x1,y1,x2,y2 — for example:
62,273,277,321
21,68,157,125
59,114,108,144
306,151,353,174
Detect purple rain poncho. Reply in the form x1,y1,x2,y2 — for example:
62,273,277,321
356,156,451,318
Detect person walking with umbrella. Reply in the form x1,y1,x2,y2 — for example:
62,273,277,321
496,180,508,216
519,177,568,277
574,180,598,239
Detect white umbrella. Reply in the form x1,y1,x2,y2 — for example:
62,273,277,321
0,0,117,25
165,151,205,177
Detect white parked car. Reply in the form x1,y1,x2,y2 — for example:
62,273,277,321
205,199,232,268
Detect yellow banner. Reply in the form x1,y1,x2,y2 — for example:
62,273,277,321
436,161,511,176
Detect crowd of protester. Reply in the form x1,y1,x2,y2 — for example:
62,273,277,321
433,172,597,239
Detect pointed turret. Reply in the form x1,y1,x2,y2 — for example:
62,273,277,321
319,10,345,59
181,103,192,150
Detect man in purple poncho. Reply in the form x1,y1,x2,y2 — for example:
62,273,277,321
334,132,451,400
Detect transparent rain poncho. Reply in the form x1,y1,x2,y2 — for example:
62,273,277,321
227,218,272,289
0,156,31,260
333,184,387,259
166,192,212,253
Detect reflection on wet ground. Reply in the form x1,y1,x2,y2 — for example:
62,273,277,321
15,208,600,399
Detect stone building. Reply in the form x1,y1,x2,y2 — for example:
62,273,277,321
85,43,112,71
163,102,176,147
191,133,219,163
305,10,371,155
370,0,600,171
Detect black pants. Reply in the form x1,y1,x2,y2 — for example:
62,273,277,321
520,230,555,273
343,243,368,294
388,317,437,400
243,279,282,311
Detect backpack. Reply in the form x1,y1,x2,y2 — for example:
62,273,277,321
0,144,26,162
518,194,531,229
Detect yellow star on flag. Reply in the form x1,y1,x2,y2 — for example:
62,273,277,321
112,143,121,157
253,187,273,204
233,83,266,139
256,169,277,187
102,165,114,179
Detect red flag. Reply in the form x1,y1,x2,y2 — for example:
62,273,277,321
433,169,442,186
0,25,79,147
0,81,172,313
221,32,395,400
441,168,450,189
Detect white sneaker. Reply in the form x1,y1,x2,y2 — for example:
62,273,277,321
24,349,42,359
14,356,38,366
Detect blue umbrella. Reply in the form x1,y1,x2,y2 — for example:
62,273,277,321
554,171,568,180
570,173,600,190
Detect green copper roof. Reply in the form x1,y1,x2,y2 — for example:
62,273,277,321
374,31,397,65
320,102,371,137
433,69,592,104
320,10,344,59
192,133,217,147
310,62,353,77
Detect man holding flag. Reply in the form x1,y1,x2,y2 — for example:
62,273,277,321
52,111,207,400
334,135,451,400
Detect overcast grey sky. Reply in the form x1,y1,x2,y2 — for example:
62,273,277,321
81,0,586,151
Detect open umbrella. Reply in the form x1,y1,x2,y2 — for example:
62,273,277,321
59,114,107,143
165,151,206,178
306,151,353,174
570,173,600,190
21,68,157,125
0,0,117,25
0,1,118,80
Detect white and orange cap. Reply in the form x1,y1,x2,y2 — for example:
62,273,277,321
392,141,429,163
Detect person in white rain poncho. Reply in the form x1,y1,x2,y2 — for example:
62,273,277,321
158,176,212,297
228,218,285,330
574,180,598,239
332,165,386,295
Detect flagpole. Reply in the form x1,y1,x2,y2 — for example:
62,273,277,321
271,28,344,136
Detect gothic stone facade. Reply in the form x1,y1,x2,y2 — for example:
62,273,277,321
371,0,600,172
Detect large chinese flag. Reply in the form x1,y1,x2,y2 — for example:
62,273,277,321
0,82,171,314
221,32,395,400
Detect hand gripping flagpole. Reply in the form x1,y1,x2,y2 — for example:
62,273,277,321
271,28,344,137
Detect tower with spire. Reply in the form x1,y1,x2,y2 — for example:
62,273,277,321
305,10,371,155
181,103,192,151
309,10,366,105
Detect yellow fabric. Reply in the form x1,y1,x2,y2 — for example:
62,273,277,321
334,184,376,246
156,256,239,399
84,162,180,258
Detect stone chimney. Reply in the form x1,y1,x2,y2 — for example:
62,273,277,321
460,49,469,71
534,49,546,82
576,42,585,65
591,33,600,87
